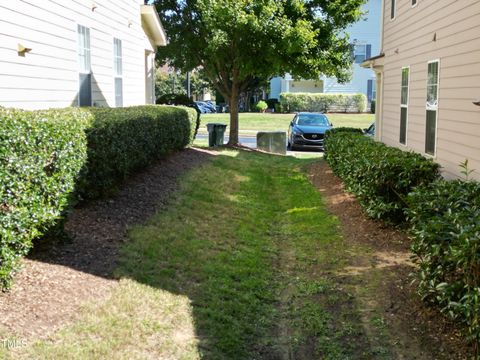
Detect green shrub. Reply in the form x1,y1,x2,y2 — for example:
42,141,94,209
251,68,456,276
324,132,441,222
255,100,268,112
407,180,480,347
0,107,89,288
156,94,201,137
80,105,197,198
266,98,278,109
0,105,196,289
279,93,367,113
370,99,376,114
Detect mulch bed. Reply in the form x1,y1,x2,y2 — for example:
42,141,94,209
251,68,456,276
308,160,472,360
0,148,215,339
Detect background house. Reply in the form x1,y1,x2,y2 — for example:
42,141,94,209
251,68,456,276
364,0,480,180
0,1,166,110
269,0,381,103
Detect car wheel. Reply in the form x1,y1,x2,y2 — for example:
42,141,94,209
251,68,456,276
287,141,292,150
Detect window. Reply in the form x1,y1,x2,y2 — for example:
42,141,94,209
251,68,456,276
412,0,417,6
391,0,396,19
77,25,91,106
113,38,123,107
425,60,439,155
353,44,371,63
400,67,409,145
367,79,376,102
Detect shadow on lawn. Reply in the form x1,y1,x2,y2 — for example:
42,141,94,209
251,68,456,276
22,149,458,359
28,147,216,279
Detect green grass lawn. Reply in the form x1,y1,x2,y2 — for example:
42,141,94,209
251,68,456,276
198,112,374,133
7,150,383,359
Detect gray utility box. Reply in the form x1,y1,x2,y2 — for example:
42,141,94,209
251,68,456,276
256,131,287,155
206,123,227,147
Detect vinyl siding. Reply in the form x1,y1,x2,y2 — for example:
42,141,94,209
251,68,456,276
0,0,155,109
380,0,480,179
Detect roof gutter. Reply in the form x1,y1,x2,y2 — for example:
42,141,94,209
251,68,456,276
361,53,385,71
141,5,167,47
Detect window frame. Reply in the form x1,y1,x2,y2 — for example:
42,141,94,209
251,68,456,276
77,24,92,107
354,44,367,64
391,0,396,20
113,37,123,107
425,60,440,157
400,66,410,146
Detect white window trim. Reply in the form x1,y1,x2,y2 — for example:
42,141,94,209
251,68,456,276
77,24,91,75
354,44,367,64
76,23,92,106
391,0,396,20
425,59,440,158
113,37,123,107
400,66,410,146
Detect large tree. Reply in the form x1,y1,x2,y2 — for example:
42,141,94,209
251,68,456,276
153,0,365,145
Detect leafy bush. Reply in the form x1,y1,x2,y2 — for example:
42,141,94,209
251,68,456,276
266,98,279,109
81,105,198,198
407,180,480,347
156,93,192,106
156,94,201,137
0,108,89,288
324,132,441,222
279,93,367,113
0,105,196,289
255,100,268,112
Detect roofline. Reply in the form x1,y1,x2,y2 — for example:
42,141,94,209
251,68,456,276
364,53,385,62
361,53,385,69
141,5,167,47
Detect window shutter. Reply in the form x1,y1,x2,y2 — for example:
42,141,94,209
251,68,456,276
366,44,372,60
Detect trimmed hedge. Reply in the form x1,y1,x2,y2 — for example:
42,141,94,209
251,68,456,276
279,93,367,113
1,108,88,288
0,105,196,288
324,131,441,222
80,105,198,198
407,180,480,345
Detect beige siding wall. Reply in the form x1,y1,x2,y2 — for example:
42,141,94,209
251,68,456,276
381,0,480,179
0,0,155,109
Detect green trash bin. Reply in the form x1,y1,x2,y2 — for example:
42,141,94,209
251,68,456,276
206,123,227,147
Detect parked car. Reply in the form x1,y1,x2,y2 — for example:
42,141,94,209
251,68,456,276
364,123,375,137
287,112,333,151
204,100,217,113
194,101,214,114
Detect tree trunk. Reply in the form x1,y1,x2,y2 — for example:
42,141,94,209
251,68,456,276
228,93,240,145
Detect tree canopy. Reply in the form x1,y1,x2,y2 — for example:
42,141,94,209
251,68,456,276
152,0,366,144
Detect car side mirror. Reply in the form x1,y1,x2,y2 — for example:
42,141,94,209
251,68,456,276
330,123,334,127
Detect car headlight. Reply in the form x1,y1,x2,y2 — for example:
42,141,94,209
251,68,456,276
292,128,303,135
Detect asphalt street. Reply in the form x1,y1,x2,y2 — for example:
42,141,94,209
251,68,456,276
195,132,323,156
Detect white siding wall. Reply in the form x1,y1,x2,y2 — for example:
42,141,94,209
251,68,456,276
0,0,155,109
381,0,480,180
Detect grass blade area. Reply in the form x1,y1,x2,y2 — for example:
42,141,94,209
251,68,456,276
7,150,380,359
198,113,374,133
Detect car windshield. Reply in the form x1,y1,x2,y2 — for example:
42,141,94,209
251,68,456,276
296,114,329,126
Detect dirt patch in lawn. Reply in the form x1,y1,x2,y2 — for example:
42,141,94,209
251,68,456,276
0,147,215,339
308,160,471,359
